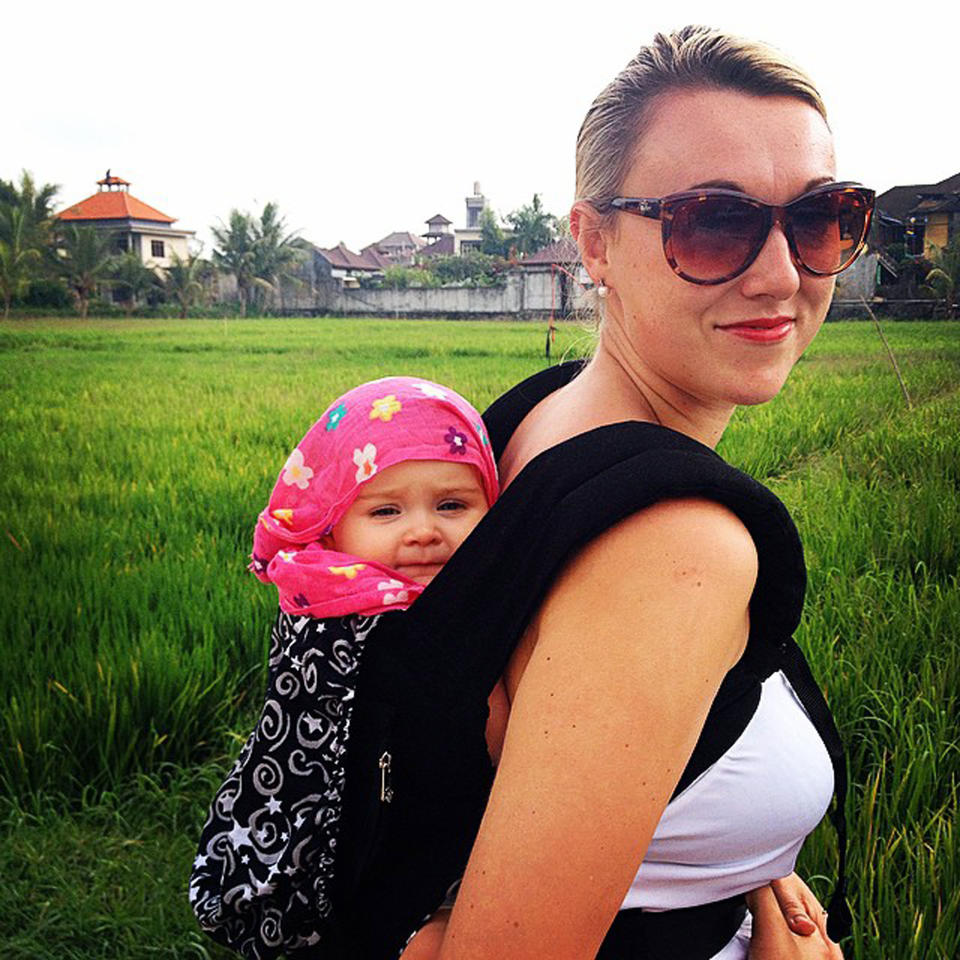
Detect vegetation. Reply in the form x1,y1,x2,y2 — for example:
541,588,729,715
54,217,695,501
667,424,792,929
923,235,960,318
55,224,115,319
163,252,210,318
0,172,59,318
505,193,559,256
211,202,303,315
0,317,957,958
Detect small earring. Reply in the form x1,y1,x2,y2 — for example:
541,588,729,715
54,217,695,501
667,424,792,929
597,281,608,299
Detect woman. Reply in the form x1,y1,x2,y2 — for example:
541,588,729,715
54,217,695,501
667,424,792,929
405,25,872,960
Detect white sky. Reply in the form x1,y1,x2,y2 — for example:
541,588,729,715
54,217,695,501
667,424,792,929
7,1,957,254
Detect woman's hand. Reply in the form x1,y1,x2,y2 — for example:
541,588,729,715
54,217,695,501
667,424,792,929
747,878,843,959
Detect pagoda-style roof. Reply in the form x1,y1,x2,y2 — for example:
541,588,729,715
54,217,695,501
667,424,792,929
97,171,131,188
57,191,176,224
425,213,452,225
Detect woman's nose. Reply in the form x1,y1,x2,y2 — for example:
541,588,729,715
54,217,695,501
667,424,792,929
739,223,802,301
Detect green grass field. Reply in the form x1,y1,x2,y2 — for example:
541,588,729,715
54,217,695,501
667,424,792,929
1,317,957,959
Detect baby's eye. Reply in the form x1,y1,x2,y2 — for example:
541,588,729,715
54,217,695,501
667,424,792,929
437,499,466,513
370,505,400,518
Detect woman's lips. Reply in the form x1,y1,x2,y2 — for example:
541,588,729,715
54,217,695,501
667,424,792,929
719,317,794,343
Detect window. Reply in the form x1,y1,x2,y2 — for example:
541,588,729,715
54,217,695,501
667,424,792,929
151,240,165,258
111,234,128,254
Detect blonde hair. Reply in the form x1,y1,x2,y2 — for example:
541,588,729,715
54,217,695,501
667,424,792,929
576,25,827,209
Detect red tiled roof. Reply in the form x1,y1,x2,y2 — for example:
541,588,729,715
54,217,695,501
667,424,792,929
418,234,455,257
318,242,387,271
372,231,425,249
57,191,176,223
519,237,580,267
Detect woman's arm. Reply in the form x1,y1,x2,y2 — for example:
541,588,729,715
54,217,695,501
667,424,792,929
434,498,758,959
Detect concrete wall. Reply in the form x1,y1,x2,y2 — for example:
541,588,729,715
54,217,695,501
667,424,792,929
272,266,590,318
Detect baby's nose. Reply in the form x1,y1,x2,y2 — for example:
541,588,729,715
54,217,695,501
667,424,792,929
404,517,442,544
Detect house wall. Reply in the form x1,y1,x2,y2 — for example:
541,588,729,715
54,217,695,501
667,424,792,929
140,232,190,269
924,214,950,255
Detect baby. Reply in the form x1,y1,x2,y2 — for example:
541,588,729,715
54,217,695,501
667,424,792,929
251,375,507,757
192,376,506,956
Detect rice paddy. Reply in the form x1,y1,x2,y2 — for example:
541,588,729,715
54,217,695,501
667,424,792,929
0,316,957,959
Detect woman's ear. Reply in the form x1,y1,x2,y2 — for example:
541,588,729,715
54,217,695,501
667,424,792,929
570,201,611,286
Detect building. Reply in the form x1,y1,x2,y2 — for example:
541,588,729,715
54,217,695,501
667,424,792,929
419,183,508,258
311,242,391,287
874,171,960,257
56,172,194,269
361,230,425,266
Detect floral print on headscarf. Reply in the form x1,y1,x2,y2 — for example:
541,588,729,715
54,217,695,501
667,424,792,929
251,377,498,618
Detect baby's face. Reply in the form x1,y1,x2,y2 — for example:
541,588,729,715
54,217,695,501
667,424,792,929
328,460,489,584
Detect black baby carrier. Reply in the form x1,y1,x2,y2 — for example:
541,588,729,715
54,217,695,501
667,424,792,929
190,362,851,959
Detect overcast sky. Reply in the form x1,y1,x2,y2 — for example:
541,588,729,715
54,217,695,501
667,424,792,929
7,1,957,254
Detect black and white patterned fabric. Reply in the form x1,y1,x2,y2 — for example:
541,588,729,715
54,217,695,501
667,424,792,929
190,611,380,959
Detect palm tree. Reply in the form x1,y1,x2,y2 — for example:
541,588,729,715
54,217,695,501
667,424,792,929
164,252,208,318
211,203,303,315
923,236,960,319
0,205,42,319
57,225,114,318
252,202,304,303
111,252,159,316
211,210,257,315
0,171,60,315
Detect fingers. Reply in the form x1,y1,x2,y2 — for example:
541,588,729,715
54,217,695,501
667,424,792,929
770,874,831,940
747,884,845,959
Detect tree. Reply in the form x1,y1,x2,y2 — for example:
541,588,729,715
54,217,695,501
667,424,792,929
922,235,960,318
164,252,209,318
250,203,304,312
57,224,114,318
0,205,42,318
211,210,257,315
211,203,302,315
505,194,558,257
0,171,60,315
479,207,507,257
111,252,159,316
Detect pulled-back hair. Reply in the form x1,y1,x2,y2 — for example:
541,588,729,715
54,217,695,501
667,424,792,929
576,25,827,208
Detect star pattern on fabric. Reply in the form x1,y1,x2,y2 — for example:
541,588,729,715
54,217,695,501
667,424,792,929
228,822,252,849
266,797,282,814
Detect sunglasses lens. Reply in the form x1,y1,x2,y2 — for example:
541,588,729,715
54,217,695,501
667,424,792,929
790,189,870,275
668,195,767,282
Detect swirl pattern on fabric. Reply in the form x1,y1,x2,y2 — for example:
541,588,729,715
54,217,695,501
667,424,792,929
190,612,379,959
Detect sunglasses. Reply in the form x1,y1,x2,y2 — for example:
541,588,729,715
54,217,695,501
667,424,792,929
597,182,875,285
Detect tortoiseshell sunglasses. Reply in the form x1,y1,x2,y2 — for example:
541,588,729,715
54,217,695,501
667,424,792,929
594,182,875,285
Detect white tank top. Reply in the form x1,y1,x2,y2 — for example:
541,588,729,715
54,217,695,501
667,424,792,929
621,670,834,913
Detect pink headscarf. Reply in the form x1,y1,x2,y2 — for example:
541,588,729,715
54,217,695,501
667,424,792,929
251,376,499,618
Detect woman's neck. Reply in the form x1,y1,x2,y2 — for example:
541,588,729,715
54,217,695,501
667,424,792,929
587,321,735,450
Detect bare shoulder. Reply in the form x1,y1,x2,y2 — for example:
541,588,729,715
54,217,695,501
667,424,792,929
538,497,758,666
